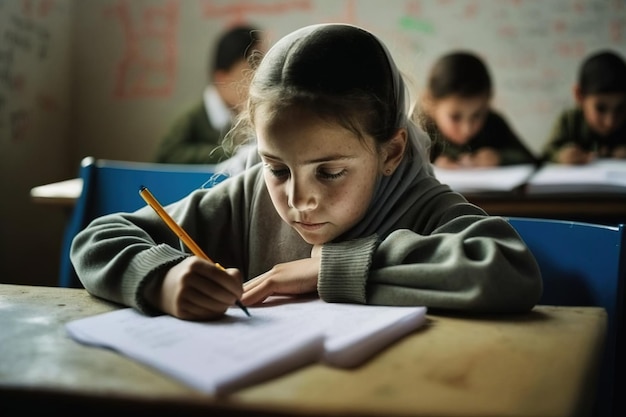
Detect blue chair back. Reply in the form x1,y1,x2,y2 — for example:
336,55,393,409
58,156,228,288
506,217,625,417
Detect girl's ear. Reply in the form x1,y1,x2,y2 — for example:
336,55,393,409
573,84,583,103
381,129,407,176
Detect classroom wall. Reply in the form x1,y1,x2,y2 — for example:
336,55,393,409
2,0,625,286
0,0,74,285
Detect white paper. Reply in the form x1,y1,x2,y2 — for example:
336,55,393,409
526,160,626,194
434,164,536,193
66,298,427,395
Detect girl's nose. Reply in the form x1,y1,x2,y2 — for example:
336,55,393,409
287,176,317,211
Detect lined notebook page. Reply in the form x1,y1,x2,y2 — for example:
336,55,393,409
66,298,427,395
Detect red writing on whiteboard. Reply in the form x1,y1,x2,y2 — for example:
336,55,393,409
105,0,179,99
555,41,586,59
20,0,56,18
610,20,623,43
200,0,311,24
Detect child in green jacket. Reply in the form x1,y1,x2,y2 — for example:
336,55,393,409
542,50,626,164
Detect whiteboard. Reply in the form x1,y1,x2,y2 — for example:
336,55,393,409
2,0,625,160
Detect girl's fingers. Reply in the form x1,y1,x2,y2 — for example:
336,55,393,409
242,273,266,291
241,280,273,306
186,258,243,299
185,283,237,308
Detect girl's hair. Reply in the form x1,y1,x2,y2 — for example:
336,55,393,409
426,51,492,99
231,24,401,149
578,50,626,96
212,25,263,74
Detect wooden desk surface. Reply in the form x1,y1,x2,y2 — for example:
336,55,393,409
29,178,83,207
0,284,606,417
466,192,626,224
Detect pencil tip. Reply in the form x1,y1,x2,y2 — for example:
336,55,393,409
238,301,251,317
139,185,146,191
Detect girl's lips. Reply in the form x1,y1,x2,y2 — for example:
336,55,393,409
295,222,325,231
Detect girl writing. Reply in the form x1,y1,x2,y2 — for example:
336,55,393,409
71,24,542,320
419,51,537,168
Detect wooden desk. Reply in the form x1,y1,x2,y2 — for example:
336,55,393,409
30,178,626,225
0,284,606,417
467,192,626,225
30,178,82,207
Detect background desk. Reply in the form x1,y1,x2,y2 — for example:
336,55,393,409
30,178,626,225
29,178,83,207
0,284,606,417
467,192,626,225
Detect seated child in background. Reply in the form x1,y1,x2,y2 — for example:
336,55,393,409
154,25,265,165
71,24,542,321
418,51,537,169
542,50,626,164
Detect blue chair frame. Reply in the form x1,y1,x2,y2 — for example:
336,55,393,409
506,217,625,417
58,156,228,288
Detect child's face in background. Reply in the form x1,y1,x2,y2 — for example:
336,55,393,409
579,93,626,136
431,95,490,145
214,59,254,113
255,108,383,245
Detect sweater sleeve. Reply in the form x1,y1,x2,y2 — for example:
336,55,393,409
318,206,542,314
69,172,253,314
70,206,194,314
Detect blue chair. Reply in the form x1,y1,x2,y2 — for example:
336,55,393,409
58,156,228,288
506,217,625,417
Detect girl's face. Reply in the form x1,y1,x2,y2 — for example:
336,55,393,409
430,94,490,145
578,93,626,136
255,108,387,245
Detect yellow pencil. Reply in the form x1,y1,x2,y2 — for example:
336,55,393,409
139,185,250,317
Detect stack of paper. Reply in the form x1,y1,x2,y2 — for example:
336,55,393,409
526,160,626,194
433,164,536,193
66,298,427,395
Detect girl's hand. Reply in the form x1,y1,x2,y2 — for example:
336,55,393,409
557,144,592,165
471,147,500,167
242,254,321,306
434,155,462,169
611,145,626,159
147,256,243,321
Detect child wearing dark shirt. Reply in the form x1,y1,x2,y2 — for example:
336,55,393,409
419,51,537,168
542,50,626,164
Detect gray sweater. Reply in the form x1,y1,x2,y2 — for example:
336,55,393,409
71,161,542,315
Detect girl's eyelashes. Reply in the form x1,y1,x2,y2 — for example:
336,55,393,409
317,169,347,180
263,163,347,181
264,163,290,178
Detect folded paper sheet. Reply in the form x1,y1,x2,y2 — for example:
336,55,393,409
66,297,427,395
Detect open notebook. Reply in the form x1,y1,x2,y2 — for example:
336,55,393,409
66,297,427,395
433,164,536,193
526,159,626,194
